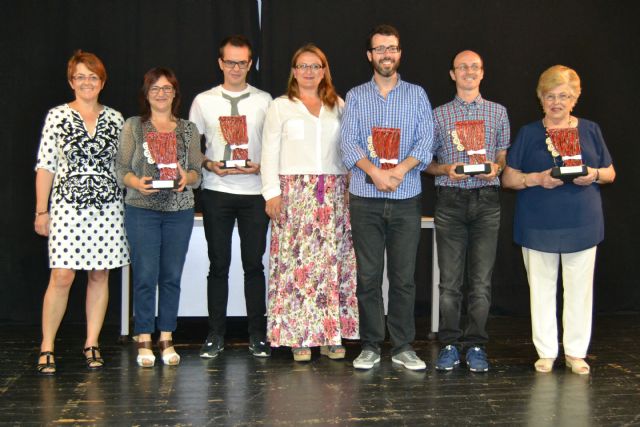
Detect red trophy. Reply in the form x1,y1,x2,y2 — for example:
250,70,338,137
452,120,491,175
219,115,250,169
546,127,588,180
366,127,401,184
144,131,179,189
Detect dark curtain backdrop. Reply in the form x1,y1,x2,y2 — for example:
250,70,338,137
0,0,260,323
1,0,638,324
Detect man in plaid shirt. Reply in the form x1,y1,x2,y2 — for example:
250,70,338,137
341,24,434,371
427,50,510,372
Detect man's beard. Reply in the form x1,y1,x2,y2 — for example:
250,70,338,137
372,56,400,77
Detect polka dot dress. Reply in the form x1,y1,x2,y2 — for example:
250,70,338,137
36,104,130,270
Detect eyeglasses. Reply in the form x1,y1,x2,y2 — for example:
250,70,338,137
72,75,100,83
368,45,400,54
149,86,175,95
543,93,574,102
454,64,482,72
222,60,250,70
294,63,323,72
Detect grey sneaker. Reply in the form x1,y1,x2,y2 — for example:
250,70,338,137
248,336,271,358
391,350,427,371
199,332,224,359
353,350,381,370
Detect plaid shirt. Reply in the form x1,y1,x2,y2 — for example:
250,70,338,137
341,75,434,199
432,95,510,189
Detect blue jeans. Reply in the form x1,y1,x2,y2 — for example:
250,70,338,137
200,190,269,339
435,186,500,348
349,194,421,355
125,205,194,334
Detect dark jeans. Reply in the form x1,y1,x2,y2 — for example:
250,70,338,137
200,189,269,339
125,205,194,334
435,186,500,348
350,194,421,355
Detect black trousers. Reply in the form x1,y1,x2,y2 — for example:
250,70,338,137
200,189,270,338
435,186,500,348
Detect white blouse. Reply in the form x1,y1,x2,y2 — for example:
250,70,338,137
260,96,347,200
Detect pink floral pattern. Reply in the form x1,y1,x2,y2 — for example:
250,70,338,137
267,175,359,348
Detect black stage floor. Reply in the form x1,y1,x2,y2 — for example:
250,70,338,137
1,315,639,426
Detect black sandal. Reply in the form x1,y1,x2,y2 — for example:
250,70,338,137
36,351,56,375
83,346,105,369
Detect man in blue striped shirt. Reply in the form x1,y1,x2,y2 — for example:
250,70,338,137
427,50,510,373
341,24,434,371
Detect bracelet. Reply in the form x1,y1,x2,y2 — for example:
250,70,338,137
522,173,528,188
35,210,49,217
594,168,600,182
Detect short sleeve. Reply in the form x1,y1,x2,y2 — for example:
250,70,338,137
35,109,59,173
507,126,527,171
591,122,613,168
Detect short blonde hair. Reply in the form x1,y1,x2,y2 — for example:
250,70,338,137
536,65,581,103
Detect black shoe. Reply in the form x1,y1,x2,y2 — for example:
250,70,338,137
249,336,271,358
199,332,224,359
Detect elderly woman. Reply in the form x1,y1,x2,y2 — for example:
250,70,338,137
34,51,130,374
503,65,615,374
261,44,359,362
116,68,203,367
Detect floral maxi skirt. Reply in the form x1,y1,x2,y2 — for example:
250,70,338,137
267,174,359,347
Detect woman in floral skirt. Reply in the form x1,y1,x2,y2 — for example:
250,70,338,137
261,44,358,362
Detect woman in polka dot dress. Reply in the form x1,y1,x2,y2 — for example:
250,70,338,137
33,51,130,375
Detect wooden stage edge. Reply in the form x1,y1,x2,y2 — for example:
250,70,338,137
1,314,639,426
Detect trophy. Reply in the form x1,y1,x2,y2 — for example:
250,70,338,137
219,115,250,169
452,120,491,175
144,131,179,189
365,127,401,184
546,127,588,180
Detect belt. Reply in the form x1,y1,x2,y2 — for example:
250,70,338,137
436,186,499,194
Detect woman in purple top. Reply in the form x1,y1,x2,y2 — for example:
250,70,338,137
503,65,615,375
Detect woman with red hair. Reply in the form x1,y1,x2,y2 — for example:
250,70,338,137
261,44,359,362
34,51,129,374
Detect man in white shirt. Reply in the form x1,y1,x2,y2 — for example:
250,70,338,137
189,35,272,358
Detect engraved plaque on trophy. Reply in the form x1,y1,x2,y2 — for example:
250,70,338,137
144,131,179,189
219,115,250,169
365,127,401,184
452,120,491,176
546,127,588,181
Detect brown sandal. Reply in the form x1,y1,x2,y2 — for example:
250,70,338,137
36,351,56,375
158,340,180,366
83,346,104,369
136,341,155,367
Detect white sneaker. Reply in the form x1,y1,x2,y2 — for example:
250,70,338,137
353,350,381,370
391,350,427,371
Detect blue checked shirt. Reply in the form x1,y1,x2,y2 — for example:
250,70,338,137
432,95,510,189
341,75,434,199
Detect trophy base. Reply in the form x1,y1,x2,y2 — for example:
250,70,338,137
145,179,179,189
221,159,250,169
551,165,588,181
455,163,491,176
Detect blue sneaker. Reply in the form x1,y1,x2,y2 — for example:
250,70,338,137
466,346,489,372
435,345,460,371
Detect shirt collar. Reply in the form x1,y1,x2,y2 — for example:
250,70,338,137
368,73,403,95
454,93,483,106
